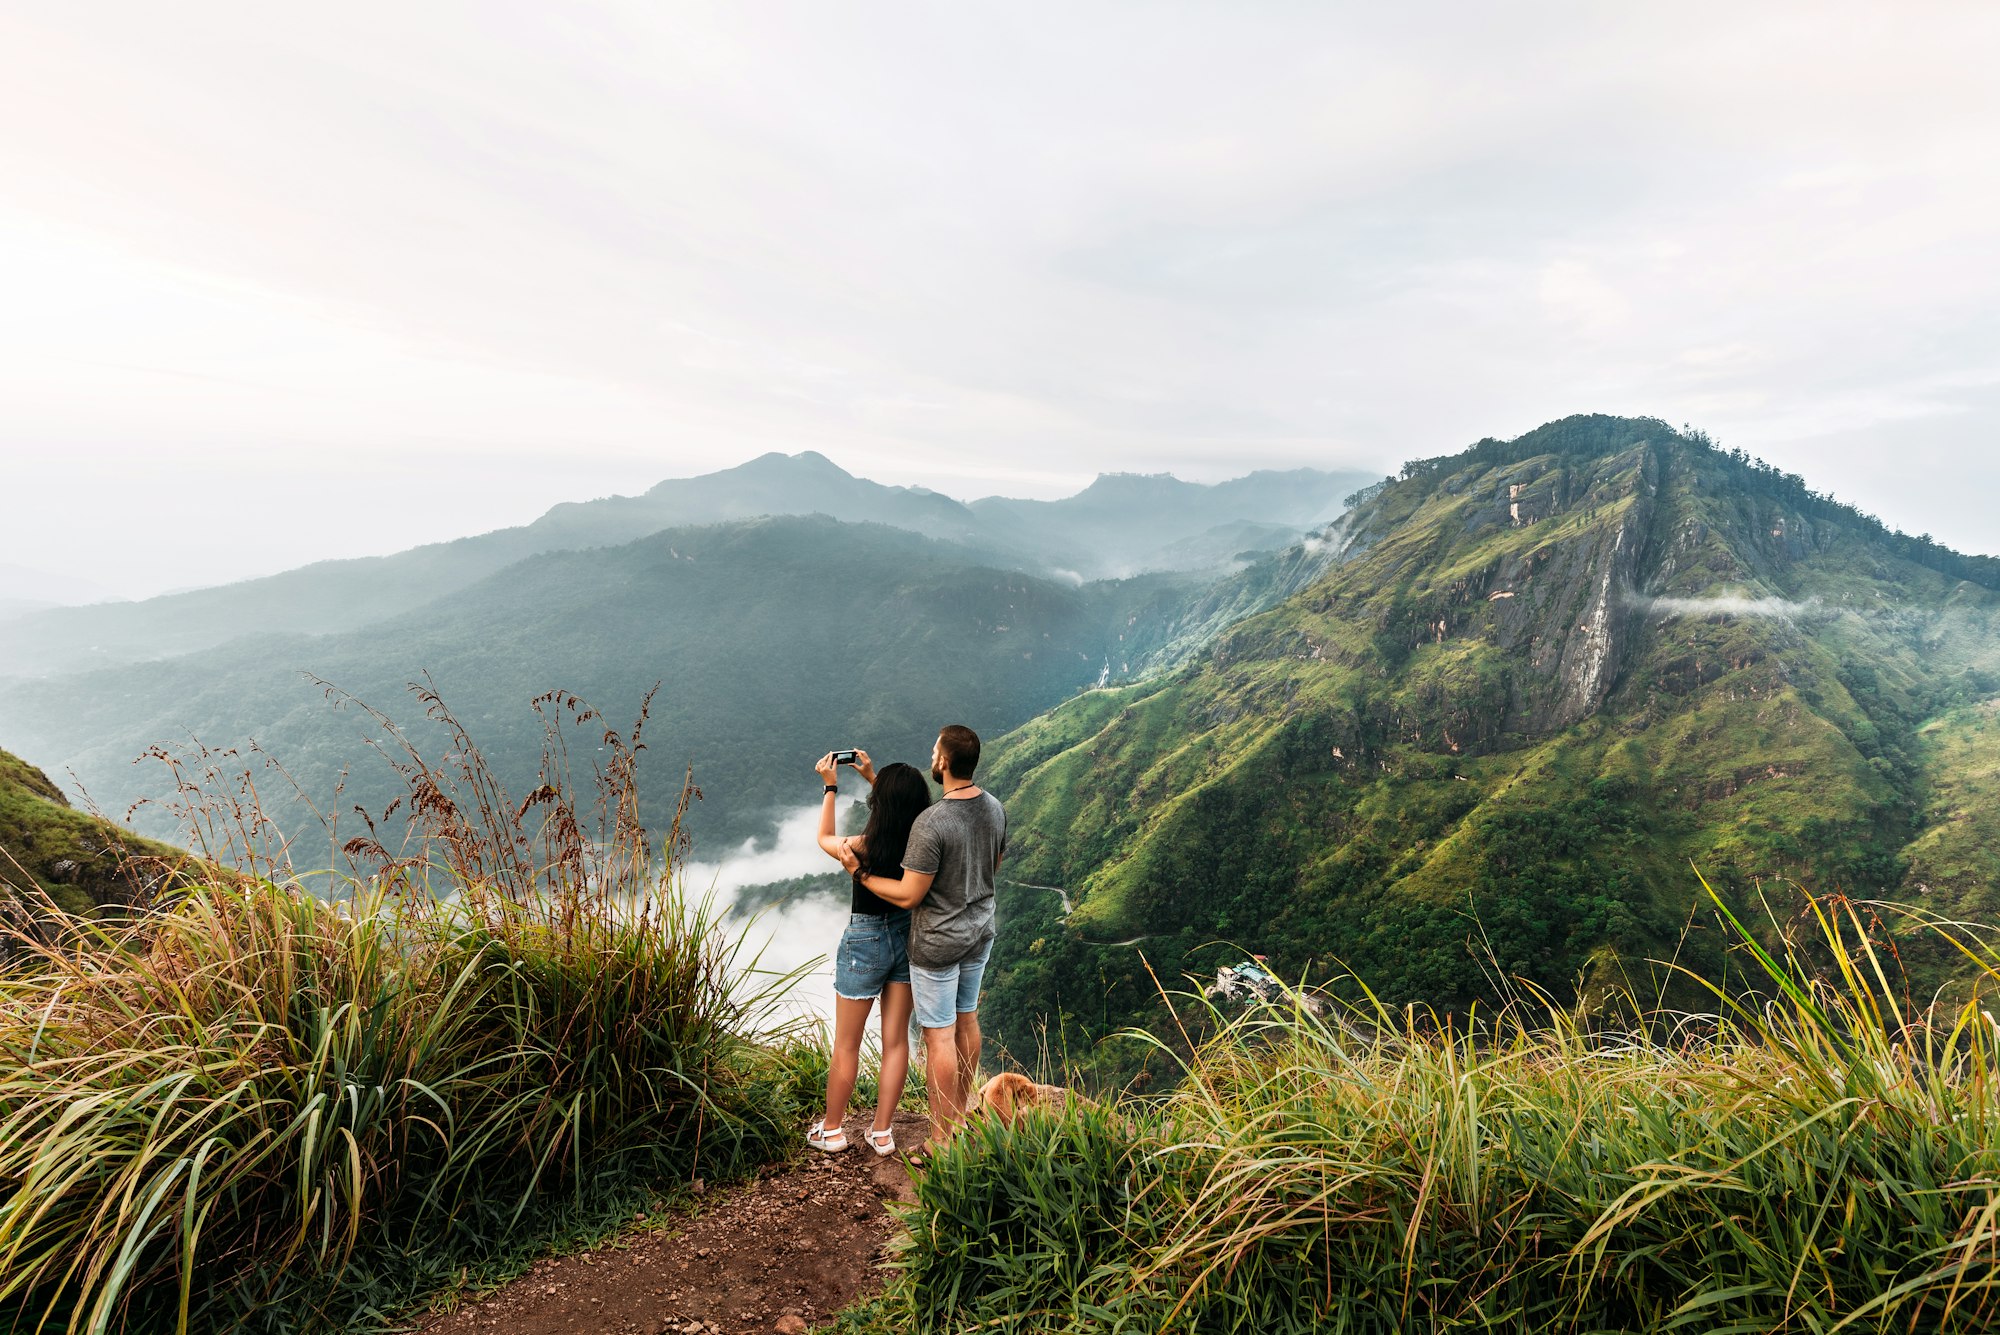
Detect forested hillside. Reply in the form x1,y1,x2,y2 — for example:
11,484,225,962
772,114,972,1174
0,518,1213,856
979,415,2000,1063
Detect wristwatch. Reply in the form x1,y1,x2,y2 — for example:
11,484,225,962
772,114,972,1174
824,784,838,793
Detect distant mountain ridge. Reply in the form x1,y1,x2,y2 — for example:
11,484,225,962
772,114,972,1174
968,466,1363,579
0,454,1374,678
528,450,984,548
976,415,2000,1062
0,515,1223,854
0,562,125,627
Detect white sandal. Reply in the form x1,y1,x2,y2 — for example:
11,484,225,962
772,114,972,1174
865,1127,895,1157
806,1121,849,1153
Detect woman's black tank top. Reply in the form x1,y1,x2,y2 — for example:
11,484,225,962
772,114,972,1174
852,848,904,916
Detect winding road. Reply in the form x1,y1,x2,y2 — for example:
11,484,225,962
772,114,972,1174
998,879,1160,948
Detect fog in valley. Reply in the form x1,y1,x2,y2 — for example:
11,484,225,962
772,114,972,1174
686,803,856,1028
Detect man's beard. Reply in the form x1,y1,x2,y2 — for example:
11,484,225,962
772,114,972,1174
931,761,945,784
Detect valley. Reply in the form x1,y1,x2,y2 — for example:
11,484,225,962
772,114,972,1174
0,456,1368,860
13,13,1998,1328
10,416,2000,1065
9,416,2000,1334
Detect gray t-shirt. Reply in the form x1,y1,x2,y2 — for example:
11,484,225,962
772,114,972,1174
902,790,1007,969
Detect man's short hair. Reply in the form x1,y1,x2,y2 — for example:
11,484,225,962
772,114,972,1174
938,724,981,779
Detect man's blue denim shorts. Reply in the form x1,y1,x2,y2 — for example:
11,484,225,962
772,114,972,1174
832,909,911,1001
910,937,993,1030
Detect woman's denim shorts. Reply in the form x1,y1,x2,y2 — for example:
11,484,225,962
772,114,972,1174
833,909,912,1001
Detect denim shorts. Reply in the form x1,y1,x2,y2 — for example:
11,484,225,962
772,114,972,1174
832,910,911,1001
910,936,993,1030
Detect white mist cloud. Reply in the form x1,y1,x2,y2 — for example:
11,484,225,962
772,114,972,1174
685,803,853,1029
1299,511,1359,559
683,802,841,897
1630,592,1819,620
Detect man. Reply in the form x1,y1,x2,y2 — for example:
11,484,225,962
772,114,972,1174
841,723,1005,1140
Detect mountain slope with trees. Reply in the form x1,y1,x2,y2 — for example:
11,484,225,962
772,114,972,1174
0,518,1216,856
978,415,2000,1061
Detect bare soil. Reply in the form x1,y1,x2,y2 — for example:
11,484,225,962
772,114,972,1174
415,1111,927,1335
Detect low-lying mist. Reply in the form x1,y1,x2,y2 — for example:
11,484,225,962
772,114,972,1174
1627,591,1821,620
685,803,851,1026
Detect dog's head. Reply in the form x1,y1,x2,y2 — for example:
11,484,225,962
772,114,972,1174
976,1071,1069,1127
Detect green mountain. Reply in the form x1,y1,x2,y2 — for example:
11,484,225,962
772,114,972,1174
0,454,1372,679
979,415,2000,1058
0,517,1214,856
0,745,171,926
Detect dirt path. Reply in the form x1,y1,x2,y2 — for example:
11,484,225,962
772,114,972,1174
416,1110,928,1335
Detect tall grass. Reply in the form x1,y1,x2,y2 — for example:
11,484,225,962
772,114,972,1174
0,684,816,1333
866,891,2000,1333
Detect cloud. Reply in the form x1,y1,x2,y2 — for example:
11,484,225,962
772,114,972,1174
1629,592,1820,620
1298,510,1360,559
6,1,2000,591
1537,260,1633,334
724,889,852,1033
682,802,838,898
683,802,852,1029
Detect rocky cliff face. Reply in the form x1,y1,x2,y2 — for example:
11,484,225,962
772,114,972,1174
1198,433,1673,759
976,415,2000,1056
1332,441,1663,736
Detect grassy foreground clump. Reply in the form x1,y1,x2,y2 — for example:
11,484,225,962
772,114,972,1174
862,895,2000,1333
0,687,818,1333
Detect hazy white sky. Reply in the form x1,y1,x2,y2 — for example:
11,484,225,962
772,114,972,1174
4,1,1998,599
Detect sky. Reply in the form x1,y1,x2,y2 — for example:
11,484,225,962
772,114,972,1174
3,1,1998,600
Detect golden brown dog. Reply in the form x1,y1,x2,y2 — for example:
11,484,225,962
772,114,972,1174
975,1070,1073,1126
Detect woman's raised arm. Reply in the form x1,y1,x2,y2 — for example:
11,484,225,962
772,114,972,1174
813,753,849,861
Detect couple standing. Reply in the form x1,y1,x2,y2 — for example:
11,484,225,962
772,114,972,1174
807,724,1004,1155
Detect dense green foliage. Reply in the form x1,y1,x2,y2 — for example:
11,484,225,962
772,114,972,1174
1903,702,2000,924
0,696,821,1335
849,898,2000,1333
0,879,813,1334
980,415,2000,1067
1402,414,2000,587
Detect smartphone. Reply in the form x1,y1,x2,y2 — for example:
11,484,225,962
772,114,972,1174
832,749,860,765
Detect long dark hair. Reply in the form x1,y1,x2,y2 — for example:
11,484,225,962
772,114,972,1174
859,762,931,877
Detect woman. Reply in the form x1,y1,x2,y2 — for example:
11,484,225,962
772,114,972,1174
805,749,929,1155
